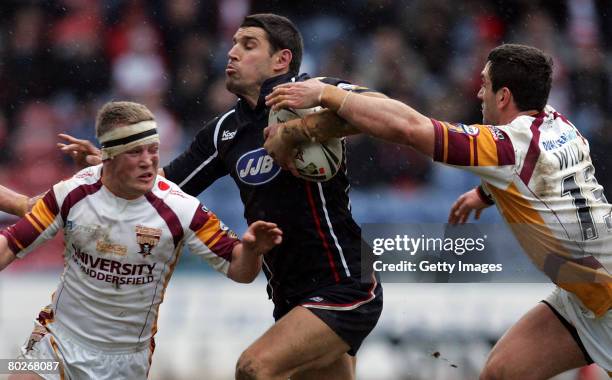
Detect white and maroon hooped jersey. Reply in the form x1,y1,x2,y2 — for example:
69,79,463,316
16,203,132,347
1,165,239,347
432,105,611,317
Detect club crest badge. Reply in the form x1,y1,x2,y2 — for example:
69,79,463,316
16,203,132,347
135,225,162,257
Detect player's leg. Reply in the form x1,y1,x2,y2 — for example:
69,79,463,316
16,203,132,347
235,306,353,380
290,354,356,380
480,302,590,380
8,375,45,380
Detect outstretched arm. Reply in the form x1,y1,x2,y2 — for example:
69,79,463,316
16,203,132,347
0,185,29,217
0,235,16,271
57,134,102,168
263,91,388,171
227,221,282,283
265,79,434,157
0,185,45,217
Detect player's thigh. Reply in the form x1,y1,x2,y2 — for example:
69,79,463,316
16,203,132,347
482,303,589,380
241,306,350,374
291,354,356,380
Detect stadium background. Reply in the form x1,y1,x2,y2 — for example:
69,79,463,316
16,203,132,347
0,0,610,379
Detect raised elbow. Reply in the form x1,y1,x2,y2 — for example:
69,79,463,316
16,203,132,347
234,272,258,284
228,266,260,284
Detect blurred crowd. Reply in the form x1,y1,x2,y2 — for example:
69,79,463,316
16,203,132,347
1,0,612,268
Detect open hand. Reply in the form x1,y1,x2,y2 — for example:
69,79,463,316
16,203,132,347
263,122,300,177
242,221,283,255
57,133,102,167
265,79,327,111
448,188,492,224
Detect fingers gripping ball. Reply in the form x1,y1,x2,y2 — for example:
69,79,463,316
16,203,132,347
268,107,343,182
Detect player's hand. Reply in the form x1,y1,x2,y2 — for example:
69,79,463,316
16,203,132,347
448,188,492,225
57,133,102,168
265,79,328,111
242,221,283,255
263,122,300,177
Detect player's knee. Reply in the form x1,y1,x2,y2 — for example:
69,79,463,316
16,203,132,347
479,355,508,380
235,349,282,380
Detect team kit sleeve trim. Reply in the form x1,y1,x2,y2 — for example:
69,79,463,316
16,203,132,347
431,119,516,167
189,205,238,262
0,189,61,256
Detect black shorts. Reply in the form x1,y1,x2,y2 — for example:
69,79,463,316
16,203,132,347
273,277,383,356
541,300,594,364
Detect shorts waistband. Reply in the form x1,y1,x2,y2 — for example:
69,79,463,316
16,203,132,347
47,320,151,354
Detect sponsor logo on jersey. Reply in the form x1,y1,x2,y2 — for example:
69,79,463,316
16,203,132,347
72,244,157,286
96,240,128,256
541,129,578,151
448,123,479,136
135,225,162,257
219,220,238,239
460,123,480,136
235,148,281,185
486,126,505,141
221,130,237,141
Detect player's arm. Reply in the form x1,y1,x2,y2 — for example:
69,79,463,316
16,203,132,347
0,185,45,217
0,189,63,270
187,207,281,283
227,221,282,283
0,185,29,217
163,117,228,196
57,133,102,167
448,185,494,225
263,90,388,172
0,235,16,271
265,79,434,156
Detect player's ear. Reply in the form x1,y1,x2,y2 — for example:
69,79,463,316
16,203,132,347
497,87,512,109
273,49,292,72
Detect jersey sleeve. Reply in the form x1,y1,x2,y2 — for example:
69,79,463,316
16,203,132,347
0,189,63,258
184,203,240,275
163,116,229,197
431,119,518,188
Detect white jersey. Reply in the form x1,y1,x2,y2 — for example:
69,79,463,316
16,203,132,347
1,165,239,348
433,105,611,317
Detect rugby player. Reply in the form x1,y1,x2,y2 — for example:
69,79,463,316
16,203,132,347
265,43,611,379
0,101,282,379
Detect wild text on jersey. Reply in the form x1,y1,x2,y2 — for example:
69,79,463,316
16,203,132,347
552,141,585,170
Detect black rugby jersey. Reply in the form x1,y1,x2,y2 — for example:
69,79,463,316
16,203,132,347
164,73,373,302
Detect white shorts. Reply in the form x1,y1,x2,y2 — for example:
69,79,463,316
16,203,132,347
545,287,612,372
19,322,154,380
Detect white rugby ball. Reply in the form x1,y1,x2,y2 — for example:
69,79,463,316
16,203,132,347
268,107,343,182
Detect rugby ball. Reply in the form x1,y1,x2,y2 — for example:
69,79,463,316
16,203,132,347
268,107,343,182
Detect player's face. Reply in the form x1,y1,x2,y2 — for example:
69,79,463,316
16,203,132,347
226,27,279,96
477,62,500,125
106,142,159,199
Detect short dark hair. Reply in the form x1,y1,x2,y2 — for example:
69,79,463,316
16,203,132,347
96,101,155,139
241,13,303,75
487,44,553,111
